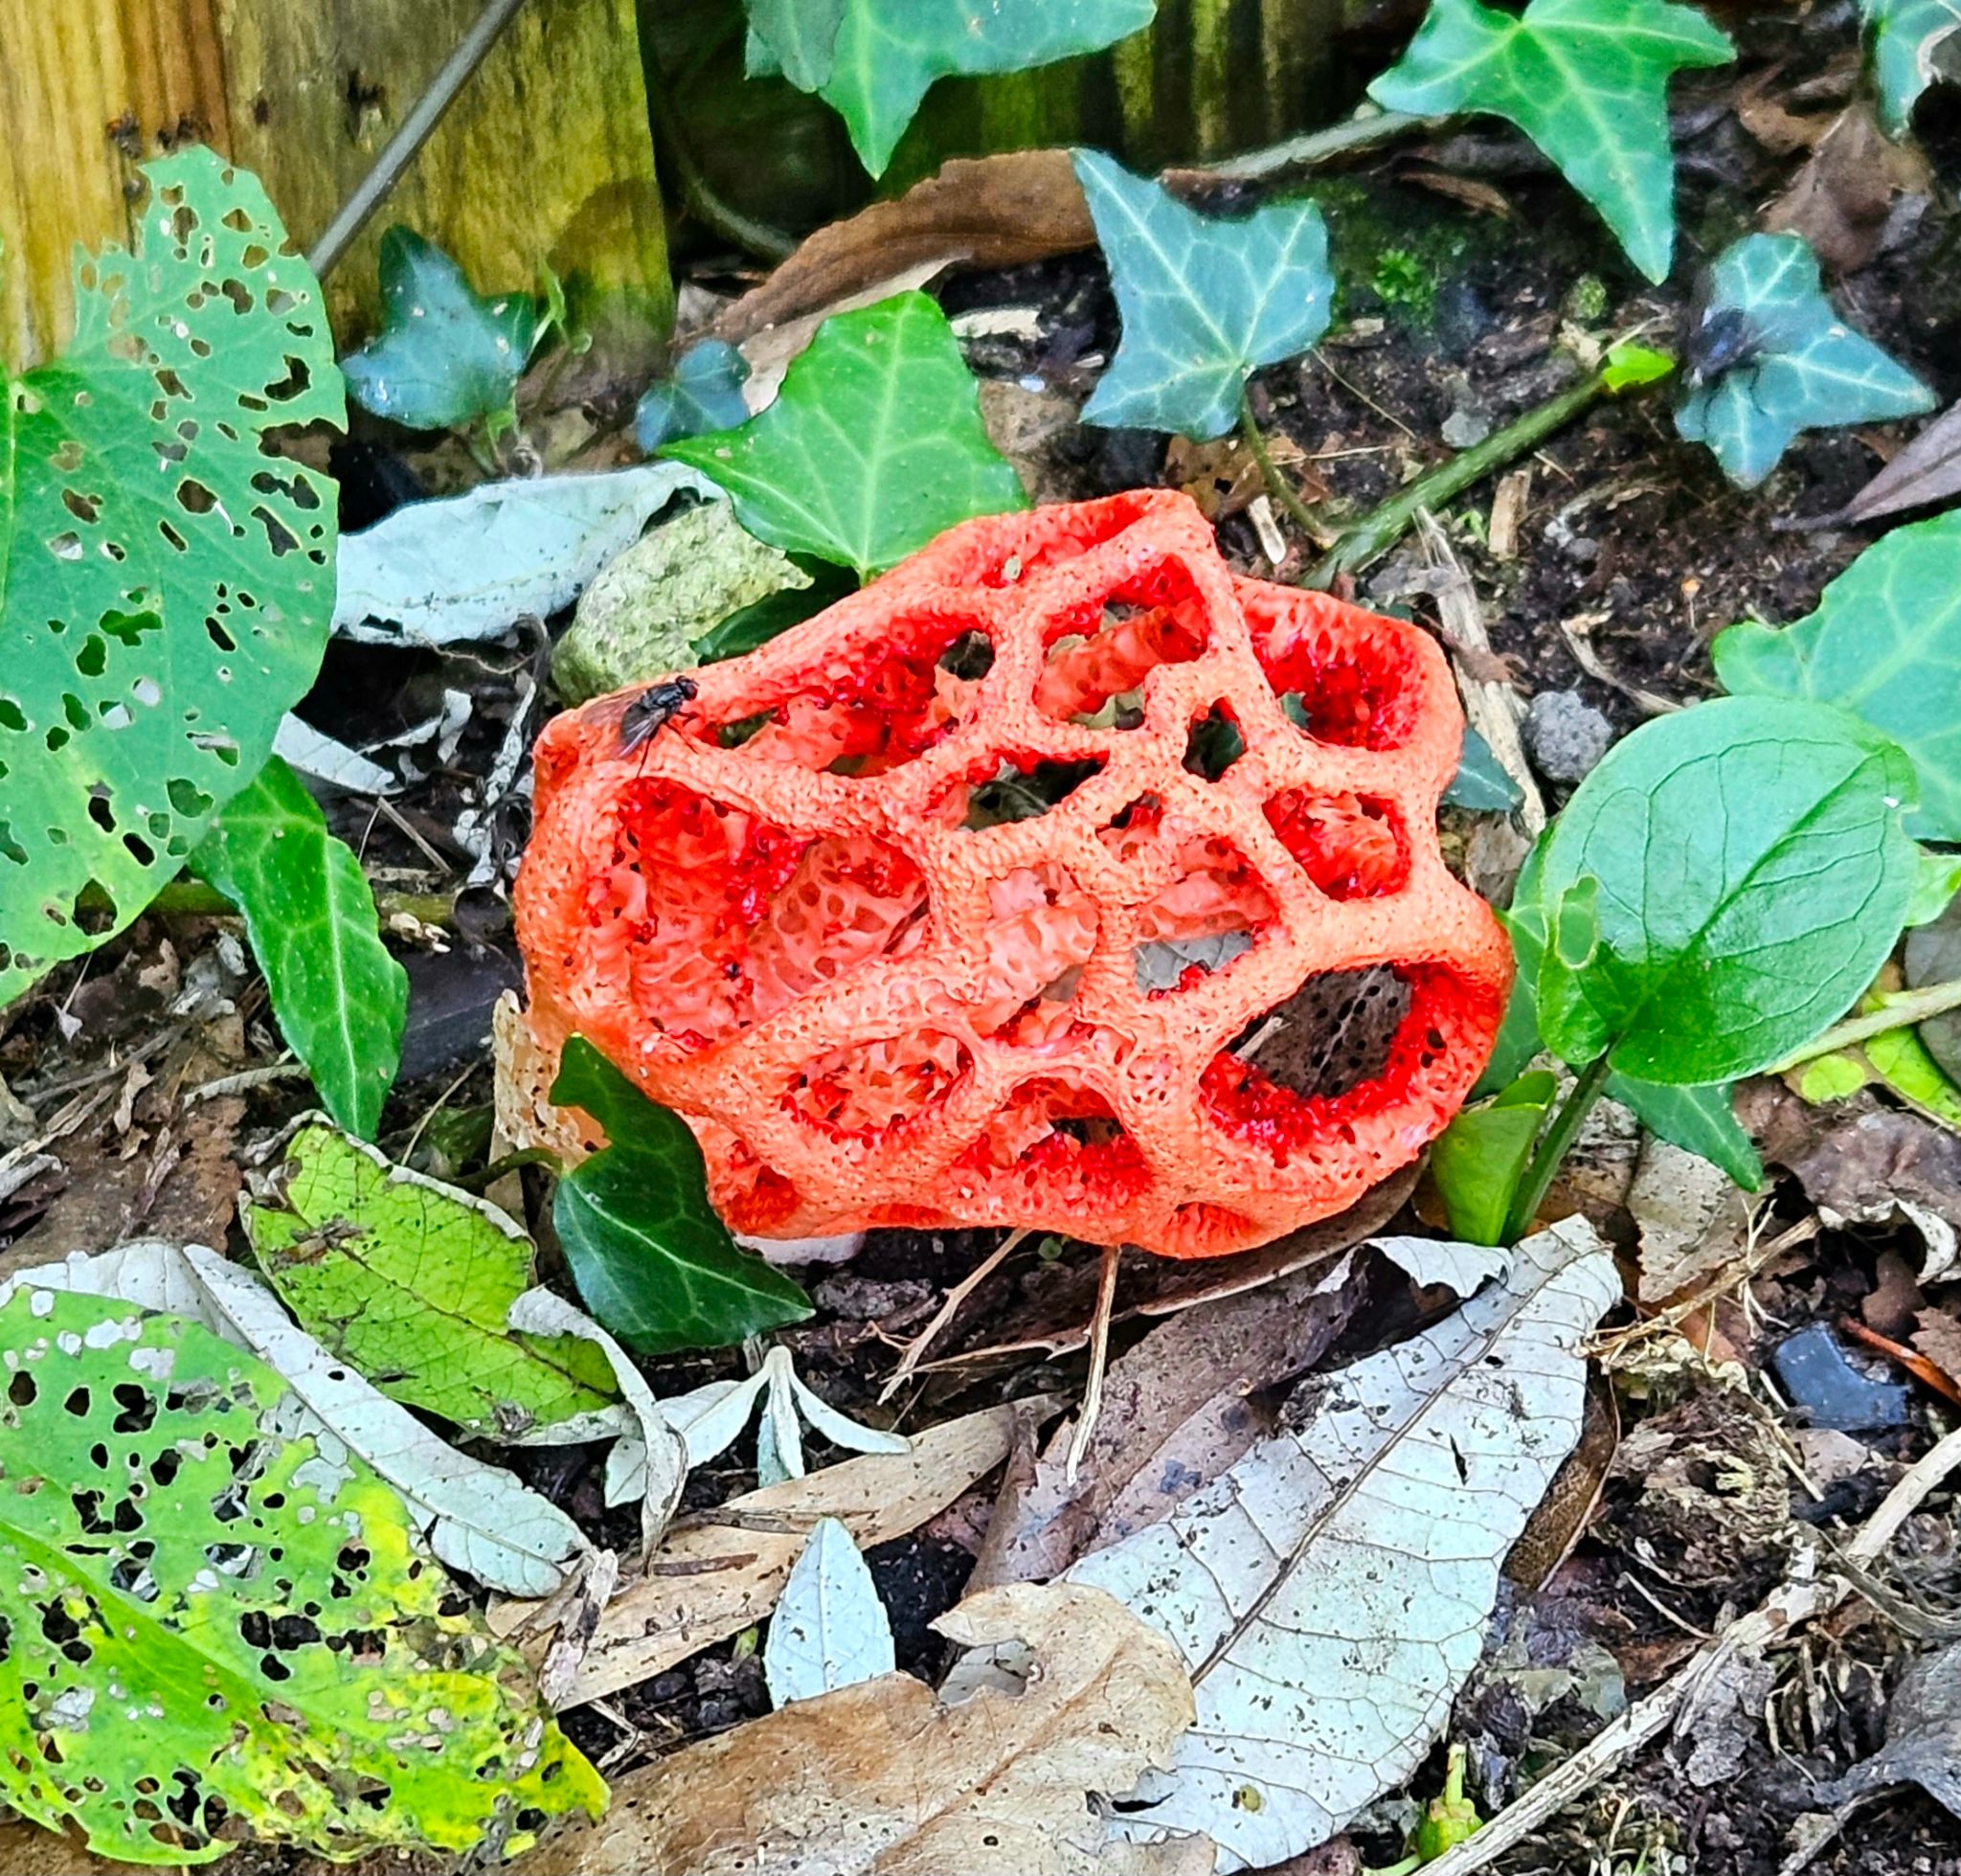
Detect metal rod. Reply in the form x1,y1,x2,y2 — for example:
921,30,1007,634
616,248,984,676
306,0,534,281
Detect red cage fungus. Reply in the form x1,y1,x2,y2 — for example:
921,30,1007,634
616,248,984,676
516,490,1511,1258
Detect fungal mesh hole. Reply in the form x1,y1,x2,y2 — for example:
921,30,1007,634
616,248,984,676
1235,965,1411,1100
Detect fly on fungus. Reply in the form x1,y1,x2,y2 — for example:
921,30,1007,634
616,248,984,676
515,491,1510,1258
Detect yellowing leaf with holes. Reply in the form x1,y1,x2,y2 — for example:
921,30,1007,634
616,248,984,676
0,1281,603,1865
0,148,342,1001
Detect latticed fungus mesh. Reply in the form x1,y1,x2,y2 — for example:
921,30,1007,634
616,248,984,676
516,491,1511,1257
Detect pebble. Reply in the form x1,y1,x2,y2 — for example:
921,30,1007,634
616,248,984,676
1441,407,1493,450
1521,689,1616,784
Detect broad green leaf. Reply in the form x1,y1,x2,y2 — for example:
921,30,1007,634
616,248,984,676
552,1036,813,1355
0,1284,604,1865
341,227,541,432
245,1121,620,1438
1073,150,1333,441
1528,695,1923,1084
1713,510,1961,841
1860,0,1961,135
746,0,1157,175
1368,0,1734,282
1431,1070,1558,1245
0,149,341,1002
189,757,407,1138
1675,234,1932,487
637,338,752,450
664,293,1026,577
1445,728,1525,811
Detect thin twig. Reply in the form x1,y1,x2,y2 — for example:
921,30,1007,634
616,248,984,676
1180,107,1435,183
1767,977,1961,1074
1065,1240,1124,1485
879,1229,1030,1403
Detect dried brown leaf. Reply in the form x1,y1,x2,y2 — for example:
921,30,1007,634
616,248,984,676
530,1582,1203,1876
715,151,1095,348
1913,1309,1961,1384
1763,102,1929,275
493,1399,1045,1708
1738,1081,1961,1238
1839,400,1961,529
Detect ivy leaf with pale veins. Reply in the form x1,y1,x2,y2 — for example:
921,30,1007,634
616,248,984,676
190,757,407,1139
552,1036,813,1355
637,338,752,451
1676,233,1931,487
1860,0,1961,135
245,1122,620,1439
0,148,341,1003
1368,0,1734,283
1073,150,1333,441
341,226,541,432
1715,509,1961,842
1529,695,1924,1085
664,292,1026,577
746,0,1157,175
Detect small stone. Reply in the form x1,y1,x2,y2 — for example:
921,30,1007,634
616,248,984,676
1441,407,1492,450
1770,1322,1910,1435
1521,690,1616,784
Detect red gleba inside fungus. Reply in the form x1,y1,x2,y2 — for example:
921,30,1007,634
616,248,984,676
515,490,1512,1258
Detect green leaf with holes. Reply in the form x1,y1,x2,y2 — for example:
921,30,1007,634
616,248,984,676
0,149,342,1004
552,1036,812,1356
745,0,1157,175
0,1282,605,1866
1368,0,1734,282
189,757,407,1139
245,1120,620,1438
1860,0,1961,134
663,293,1026,578
340,227,541,433
1714,509,1961,842
1526,695,1923,1084
1675,233,1932,487
1073,151,1335,441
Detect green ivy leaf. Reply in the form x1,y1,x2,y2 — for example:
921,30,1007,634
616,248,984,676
244,1121,619,1438
1713,509,1961,841
341,227,541,432
695,556,858,663
0,149,341,1003
1431,1070,1558,1245
1444,725,1525,811
1073,150,1334,441
1860,0,1961,135
637,338,751,451
745,0,1157,175
1675,233,1931,487
664,292,1026,577
552,1036,813,1355
0,1283,604,1865
189,757,407,1139
1368,0,1733,283
1527,695,1923,1084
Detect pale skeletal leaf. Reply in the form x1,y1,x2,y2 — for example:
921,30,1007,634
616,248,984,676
1068,1217,1618,1869
764,1516,895,1706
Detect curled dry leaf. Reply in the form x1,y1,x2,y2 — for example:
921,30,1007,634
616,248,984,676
530,1582,1204,1876
1763,102,1930,274
495,1398,1048,1707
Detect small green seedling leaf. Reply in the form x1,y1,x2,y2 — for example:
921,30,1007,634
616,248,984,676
552,1036,813,1354
245,1121,620,1437
1713,509,1961,841
190,757,407,1138
1675,233,1931,487
341,227,542,432
1860,0,1961,135
637,338,752,450
765,1515,895,1706
745,0,1156,175
1368,0,1734,283
1073,150,1334,441
0,1282,604,1865
1603,341,1676,392
664,292,1026,576
1431,1070,1558,1246
1527,694,1923,1084
0,149,341,1003
1444,727,1526,812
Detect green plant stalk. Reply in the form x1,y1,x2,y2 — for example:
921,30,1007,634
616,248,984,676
145,878,458,930
1308,366,1614,589
1501,1052,1612,1244
1190,106,1434,182
1767,975,1961,1073
1238,388,1323,542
